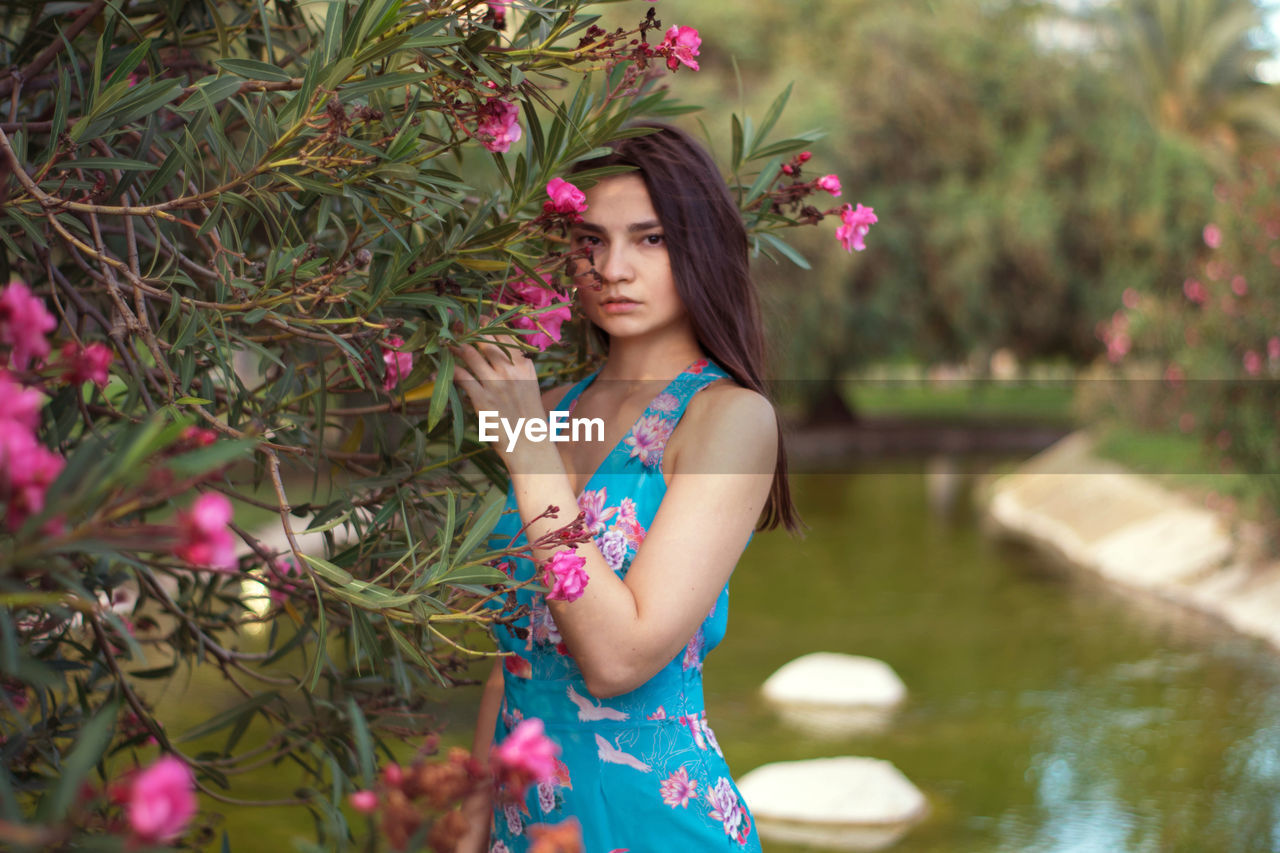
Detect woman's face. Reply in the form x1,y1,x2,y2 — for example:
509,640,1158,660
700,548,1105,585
569,175,691,345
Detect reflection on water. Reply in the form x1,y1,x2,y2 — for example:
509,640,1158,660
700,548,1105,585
163,465,1280,851
707,467,1280,853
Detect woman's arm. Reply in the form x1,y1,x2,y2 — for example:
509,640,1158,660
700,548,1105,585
456,658,504,853
452,341,778,698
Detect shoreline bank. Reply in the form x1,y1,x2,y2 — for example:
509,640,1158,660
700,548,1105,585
979,430,1280,654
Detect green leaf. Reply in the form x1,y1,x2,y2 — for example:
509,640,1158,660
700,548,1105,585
38,699,120,821
751,83,794,158
165,438,257,477
178,692,281,743
347,698,375,788
440,564,508,586
215,58,294,82
452,490,507,565
428,347,453,430
757,231,812,270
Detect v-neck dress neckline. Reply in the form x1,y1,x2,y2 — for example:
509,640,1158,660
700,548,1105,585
554,358,706,500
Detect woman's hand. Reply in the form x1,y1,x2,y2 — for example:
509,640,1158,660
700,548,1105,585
449,328,553,473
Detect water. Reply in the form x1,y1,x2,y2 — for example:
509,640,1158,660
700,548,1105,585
162,465,1280,851
705,467,1280,853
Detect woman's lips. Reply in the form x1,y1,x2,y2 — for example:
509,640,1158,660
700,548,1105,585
601,299,639,314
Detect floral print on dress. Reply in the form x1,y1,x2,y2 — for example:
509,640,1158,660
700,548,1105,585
650,392,680,413
682,627,704,673
484,358,759,852
624,413,676,467
578,487,617,534
659,767,699,808
596,527,630,573
707,777,752,845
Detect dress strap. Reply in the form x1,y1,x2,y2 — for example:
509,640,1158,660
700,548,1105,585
614,357,733,471
551,368,602,413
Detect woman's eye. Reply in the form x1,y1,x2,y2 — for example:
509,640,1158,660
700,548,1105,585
575,234,601,247
643,233,665,246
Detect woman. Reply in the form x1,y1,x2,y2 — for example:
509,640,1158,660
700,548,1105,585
452,124,800,852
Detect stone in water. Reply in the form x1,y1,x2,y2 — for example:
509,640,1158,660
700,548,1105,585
762,652,906,736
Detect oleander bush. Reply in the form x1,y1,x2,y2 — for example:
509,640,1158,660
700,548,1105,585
0,1,858,848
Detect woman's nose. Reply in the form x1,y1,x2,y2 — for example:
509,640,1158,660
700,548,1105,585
598,243,634,283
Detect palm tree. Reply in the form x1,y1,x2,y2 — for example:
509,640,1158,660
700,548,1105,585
1088,0,1280,165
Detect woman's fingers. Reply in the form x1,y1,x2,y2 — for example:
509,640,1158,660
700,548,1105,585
452,364,483,407
451,341,496,381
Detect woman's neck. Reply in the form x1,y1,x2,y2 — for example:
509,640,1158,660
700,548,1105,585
596,329,705,383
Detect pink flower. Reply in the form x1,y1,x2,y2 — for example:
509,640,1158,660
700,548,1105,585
544,178,588,217
60,341,113,387
500,276,573,352
475,99,523,153
268,556,301,605
1230,275,1248,297
0,280,57,370
175,493,238,572
623,413,675,467
1268,337,1280,361
491,718,560,801
1243,350,1262,376
0,426,64,531
835,203,877,253
488,0,511,27
126,755,196,845
659,25,701,71
659,767,698,808
349,790,378,813
0,370,45,430
380,335,413,391
1122,288,1140,309
542,548,588,602
816,175,842,197
1203,223,1222,249
1182,278,1207,305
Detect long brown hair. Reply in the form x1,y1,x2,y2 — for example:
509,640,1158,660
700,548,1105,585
570,123,803,535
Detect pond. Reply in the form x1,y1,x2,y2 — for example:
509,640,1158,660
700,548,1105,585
708,465,1280,853
162,462,1280,852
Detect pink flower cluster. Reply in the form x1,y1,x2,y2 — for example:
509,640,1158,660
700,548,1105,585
475,99,523,153
500,275,573,352
0,370,63,532
491,718,560,801
1,279,57,370
125,755,197,845
543,178,588,219
381,335,414,391
659,25,701,72
1096,310,1131,363
542,548,588,602
836,203,878,253
60,341,113,387
174,493,238,572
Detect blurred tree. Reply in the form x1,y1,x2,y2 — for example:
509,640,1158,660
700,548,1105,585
1088,0,1280,168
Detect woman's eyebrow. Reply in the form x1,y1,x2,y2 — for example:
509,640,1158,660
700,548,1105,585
571,220,663,234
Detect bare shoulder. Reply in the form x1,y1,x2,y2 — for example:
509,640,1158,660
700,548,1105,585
669,380,778,469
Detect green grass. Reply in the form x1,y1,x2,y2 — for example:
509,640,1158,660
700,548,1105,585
1091,420,1273,525
842,380,1077,421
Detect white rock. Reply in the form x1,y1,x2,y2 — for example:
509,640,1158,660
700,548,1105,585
762,652,906,736
738,756,928,851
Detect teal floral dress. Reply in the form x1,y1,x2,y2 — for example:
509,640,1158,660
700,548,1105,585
484,357,762,853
